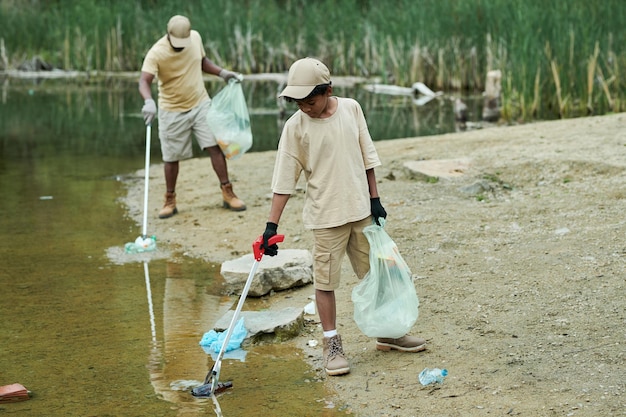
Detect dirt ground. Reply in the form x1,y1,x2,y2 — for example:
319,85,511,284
122,113,625,416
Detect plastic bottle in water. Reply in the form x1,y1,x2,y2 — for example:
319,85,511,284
418,368,448,385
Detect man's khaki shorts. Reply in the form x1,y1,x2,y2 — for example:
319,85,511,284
312,216,373,291
157,99,217,162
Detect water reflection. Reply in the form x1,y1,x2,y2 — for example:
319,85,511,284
142,259,227,416
0,76,483,159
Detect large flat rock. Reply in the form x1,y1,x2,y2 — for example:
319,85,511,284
404,158,471,180
214,307,305,343
220,249,313,296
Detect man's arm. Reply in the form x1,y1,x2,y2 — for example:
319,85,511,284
138,71,155,100
201,57,222,76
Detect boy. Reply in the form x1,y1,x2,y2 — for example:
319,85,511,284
260,57,426,376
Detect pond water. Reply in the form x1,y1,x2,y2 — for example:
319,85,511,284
0,77,480,416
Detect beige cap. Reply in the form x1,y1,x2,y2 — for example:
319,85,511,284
167,15,191,48
278,57,331,99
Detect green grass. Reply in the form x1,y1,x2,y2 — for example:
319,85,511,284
0,0,624,120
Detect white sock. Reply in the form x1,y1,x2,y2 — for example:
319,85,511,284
323,329,338,338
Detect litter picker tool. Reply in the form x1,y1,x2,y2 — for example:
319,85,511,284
125,124,157,253
191,234,285,398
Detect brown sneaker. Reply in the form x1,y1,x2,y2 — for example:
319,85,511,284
221,182,246,211
158,192,178,219
323,334,350,376
376,335,427,352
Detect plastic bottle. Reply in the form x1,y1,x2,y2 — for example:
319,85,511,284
418,368,448,385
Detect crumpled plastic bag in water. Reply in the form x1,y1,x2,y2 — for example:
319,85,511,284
199,317,247,353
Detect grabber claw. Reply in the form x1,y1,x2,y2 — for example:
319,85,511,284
190,381,233,397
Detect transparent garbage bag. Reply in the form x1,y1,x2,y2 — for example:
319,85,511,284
206,79,253,159
352,219,419,338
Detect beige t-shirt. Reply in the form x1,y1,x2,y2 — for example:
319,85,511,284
141,30,209,112
272,97,381,229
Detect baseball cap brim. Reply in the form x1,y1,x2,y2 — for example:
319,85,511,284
278,85,317,100
169,35,191,48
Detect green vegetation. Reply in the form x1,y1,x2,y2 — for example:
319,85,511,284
1,0,624,120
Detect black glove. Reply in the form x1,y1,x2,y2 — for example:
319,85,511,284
370,197,387,226
262,222,279,256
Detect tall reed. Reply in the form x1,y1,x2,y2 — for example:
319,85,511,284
587,42,600,114
0,0,623,120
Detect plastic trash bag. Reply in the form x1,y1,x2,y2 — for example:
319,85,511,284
199,317,247,353
352,219,419,338
206,79,253,159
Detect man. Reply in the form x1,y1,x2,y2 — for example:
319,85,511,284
138,15,245,218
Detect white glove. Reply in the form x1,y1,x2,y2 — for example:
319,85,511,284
142,99,157,125
219,69,243,82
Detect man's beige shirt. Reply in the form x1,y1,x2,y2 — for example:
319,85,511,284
141,30,209,112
